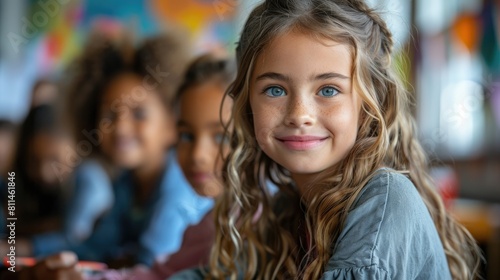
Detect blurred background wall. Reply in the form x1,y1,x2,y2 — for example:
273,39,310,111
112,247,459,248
0,0,246,122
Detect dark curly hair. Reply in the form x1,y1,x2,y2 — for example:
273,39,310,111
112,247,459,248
63,30,191,154
176,53,235,104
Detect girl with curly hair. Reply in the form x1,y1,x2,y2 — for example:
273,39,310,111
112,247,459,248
173,0,482,279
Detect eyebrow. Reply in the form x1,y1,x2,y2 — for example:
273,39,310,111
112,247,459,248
313,72,350,80
255,72,350,82
255,72,291,82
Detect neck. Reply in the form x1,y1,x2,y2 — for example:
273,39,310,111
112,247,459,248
291,172,325,205
291,164,342,205
293,164,388,205
132,154,166,205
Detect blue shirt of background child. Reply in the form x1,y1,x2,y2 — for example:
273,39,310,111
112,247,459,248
31,159,114,257
71,150,214,266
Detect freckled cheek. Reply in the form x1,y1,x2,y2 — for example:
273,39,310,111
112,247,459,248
252,107,277,146
323,106,360,140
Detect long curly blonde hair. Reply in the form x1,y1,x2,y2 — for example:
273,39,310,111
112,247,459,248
209,0,482,279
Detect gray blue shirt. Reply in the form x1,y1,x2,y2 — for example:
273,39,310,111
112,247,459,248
171,170,451,279
321,170,451,279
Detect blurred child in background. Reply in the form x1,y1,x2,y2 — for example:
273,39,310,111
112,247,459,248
0,104,72,244
125,54,234,279
0,80,114,261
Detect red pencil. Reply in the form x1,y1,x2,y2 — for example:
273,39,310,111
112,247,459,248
3,256,107,271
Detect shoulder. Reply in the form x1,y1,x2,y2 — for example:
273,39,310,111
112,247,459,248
154,191,213,225
75,159,108,177
359,170,416,200
355,170,437,233
73,160,112,192
325,170,450,279
160,150,191,194
156,151,214,223
355,170,423,215
329,171,418,265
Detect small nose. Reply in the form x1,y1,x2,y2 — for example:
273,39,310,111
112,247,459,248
284,95,315,127
114,112,133,136
191,138,211,166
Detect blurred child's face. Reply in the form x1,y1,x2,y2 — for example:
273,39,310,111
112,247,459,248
249,31,362,187
99,73,176,169
177,81,231,197
28,132,71,188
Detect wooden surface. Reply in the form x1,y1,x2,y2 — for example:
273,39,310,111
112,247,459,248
449,199,500,279
449,199,499,243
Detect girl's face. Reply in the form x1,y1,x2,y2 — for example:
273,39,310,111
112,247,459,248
177,81,231,197
249,31,362,189
99,73,176,169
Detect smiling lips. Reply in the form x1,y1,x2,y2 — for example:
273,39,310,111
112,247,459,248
114,138,139,152
276,135,329,150
189,172,211,184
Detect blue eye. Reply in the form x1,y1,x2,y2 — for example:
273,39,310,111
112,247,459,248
319,86,339,97
214,133,229,145
179,132,194,143
264,86,286,97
